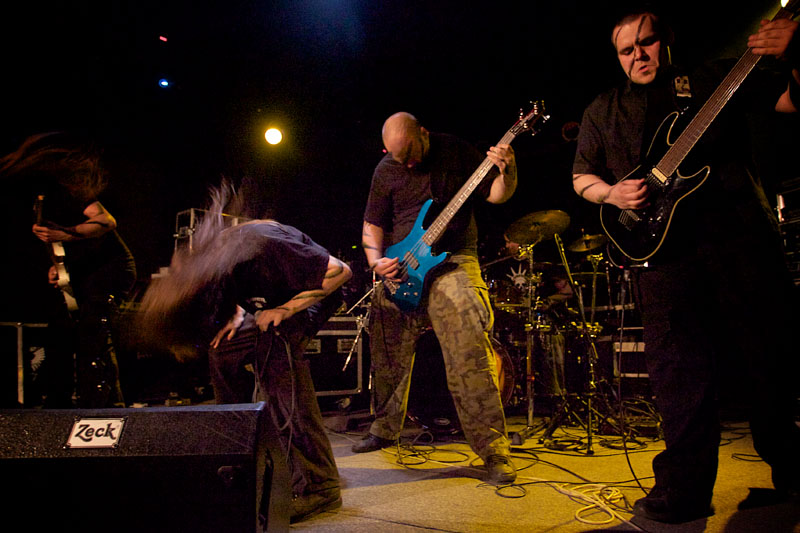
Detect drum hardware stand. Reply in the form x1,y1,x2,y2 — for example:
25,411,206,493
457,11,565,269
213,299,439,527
538,235,626,454
585,253,605,325
510,244,549,445
501,209,570,445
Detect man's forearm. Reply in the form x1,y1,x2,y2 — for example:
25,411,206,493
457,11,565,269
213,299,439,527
361,221,384,269
277,256,352,316
573,173,611,204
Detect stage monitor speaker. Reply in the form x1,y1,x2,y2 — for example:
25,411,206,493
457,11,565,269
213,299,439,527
0,402,290,532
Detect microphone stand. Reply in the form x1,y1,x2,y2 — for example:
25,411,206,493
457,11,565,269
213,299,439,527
341,276,379,372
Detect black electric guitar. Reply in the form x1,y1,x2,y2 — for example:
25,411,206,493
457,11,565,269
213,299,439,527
384,103,550,312
34,195,79,313
600,0,800,262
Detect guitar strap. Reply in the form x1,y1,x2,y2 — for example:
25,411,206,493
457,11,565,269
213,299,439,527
641,70,691,160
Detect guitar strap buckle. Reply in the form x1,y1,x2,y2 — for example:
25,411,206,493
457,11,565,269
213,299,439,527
673,74,693,112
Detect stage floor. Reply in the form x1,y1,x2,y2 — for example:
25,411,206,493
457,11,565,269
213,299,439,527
292,410,800,532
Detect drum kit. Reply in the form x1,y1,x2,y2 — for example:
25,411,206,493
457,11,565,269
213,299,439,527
481,209,634,452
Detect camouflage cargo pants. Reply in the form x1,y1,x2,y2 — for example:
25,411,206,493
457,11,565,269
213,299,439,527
368,255,511,459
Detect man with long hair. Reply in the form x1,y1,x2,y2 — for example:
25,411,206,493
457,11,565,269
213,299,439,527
138,185,351,523
1,133,136,408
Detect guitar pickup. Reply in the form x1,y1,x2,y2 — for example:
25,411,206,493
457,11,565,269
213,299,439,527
403,252,419,270
649,167,668,186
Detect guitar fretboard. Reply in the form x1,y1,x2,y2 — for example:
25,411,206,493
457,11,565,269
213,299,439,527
422,107,546,246
423,129,518,246
656,5,796,176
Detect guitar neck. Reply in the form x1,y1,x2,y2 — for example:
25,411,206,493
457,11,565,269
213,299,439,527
657,5,796,176
422,129,518,246
34,195,44,225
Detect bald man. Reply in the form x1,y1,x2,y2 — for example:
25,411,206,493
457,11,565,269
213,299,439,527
356,112,518,485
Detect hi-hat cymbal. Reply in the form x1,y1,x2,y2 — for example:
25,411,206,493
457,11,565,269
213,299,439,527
567,234,607,253
505,210,570,245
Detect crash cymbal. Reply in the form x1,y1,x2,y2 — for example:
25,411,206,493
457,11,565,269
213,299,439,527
505,210,570,245
567,234,607,253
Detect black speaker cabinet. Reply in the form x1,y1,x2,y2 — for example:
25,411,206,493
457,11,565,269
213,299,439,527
0,402,290,532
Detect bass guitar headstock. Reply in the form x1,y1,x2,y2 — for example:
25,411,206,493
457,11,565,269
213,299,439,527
512,100,550,137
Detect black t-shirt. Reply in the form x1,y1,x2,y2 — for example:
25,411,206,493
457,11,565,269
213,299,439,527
225,222,330,316
363,132,493,256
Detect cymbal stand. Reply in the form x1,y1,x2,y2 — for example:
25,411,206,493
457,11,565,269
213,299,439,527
586,253,604,326
538,235,623,454
510,242,548,445
341,275,379,372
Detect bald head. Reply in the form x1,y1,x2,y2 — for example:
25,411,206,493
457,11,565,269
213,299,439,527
382,112,429,168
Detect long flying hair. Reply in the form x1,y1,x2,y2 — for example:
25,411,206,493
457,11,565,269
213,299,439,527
137,182,266,358
0,132,107,203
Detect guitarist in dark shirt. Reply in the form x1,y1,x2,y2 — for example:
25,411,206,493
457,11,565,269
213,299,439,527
572,5,800,523
2,133,136,408
355,111,520,485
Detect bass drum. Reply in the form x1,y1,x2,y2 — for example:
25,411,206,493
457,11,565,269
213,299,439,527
407,330,515,435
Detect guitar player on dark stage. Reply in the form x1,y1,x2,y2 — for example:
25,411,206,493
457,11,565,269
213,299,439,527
353,111,519,485
1,133,136,408
572,4,800,523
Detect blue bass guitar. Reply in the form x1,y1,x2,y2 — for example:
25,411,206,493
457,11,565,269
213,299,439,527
384,104,549,311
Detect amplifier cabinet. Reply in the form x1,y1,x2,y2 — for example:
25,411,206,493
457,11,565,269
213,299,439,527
306,316,366,397
597,326,647,379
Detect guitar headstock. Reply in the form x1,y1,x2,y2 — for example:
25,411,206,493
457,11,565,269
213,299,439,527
772,0,800,20
783,0,800,15
512,100,550,137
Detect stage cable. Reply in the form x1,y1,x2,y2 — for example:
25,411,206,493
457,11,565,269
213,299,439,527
254,326,297,477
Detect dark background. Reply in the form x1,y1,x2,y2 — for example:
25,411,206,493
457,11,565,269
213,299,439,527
1,0,798,322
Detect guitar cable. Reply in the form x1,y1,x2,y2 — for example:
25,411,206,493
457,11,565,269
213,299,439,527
253,327,298,479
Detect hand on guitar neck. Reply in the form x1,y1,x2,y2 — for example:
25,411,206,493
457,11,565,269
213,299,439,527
32,221,82,243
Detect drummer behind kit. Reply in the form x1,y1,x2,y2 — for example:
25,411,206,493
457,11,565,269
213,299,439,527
483,209,572,442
